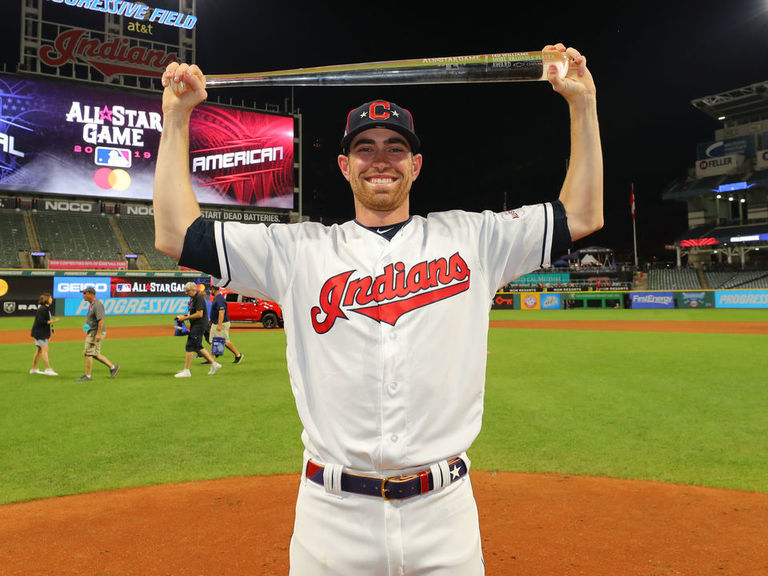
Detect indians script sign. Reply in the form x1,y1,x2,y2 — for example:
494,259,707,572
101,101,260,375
39,29,178,79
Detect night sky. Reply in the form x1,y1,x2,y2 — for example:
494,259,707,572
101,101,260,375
2,0,767,262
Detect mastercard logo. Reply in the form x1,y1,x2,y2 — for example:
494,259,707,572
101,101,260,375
94,167,131,191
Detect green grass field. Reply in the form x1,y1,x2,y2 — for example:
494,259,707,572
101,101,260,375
1,309,766,504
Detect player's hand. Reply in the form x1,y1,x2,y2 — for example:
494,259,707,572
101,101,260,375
161,62,207,116
543,43,596,105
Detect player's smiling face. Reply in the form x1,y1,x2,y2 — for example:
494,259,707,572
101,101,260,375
338,128,422,224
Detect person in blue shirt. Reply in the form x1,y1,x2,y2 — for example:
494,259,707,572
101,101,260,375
209,285,244,364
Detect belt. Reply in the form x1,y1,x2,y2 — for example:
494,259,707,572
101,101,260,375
305,457,467,500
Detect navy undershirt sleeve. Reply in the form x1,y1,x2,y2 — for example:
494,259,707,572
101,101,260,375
551,200,571,258
178,217,222,279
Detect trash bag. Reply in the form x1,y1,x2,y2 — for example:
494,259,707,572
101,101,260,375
211,336,226,356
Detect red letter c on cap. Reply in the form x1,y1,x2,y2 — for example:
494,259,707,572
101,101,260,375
369,101,391,120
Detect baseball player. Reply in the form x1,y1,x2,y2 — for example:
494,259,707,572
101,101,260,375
154,42,602,575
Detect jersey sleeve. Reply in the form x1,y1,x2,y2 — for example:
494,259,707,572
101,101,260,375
178,216,298,302
475,200,571,294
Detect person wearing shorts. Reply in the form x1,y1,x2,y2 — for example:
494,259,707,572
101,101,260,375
30,292,59,376
209,285,244,364
76,287,119,382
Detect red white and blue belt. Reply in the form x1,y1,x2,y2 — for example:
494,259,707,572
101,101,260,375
305,456,467,500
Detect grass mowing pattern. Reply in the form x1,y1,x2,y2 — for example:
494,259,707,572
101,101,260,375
1,309,766,504
1,329,302,504
478,326,768,492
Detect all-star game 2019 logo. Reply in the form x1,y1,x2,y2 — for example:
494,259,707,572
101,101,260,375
66,100,162,191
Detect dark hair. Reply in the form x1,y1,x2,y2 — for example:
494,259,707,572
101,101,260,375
38,292,52,305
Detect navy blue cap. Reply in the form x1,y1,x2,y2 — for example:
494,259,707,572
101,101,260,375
341,100,420,154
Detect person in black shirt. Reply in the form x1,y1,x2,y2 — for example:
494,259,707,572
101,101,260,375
174,282,221,377
29,292,59,376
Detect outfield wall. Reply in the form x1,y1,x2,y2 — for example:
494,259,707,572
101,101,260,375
0,270,210,317
492,290,768,310
3,270,768,317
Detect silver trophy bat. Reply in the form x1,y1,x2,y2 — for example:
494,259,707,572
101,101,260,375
205,51,569,88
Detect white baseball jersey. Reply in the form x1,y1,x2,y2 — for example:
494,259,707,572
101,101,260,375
182,202,565,473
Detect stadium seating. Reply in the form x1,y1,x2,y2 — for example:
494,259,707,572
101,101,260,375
705,271,768,289
116,215,179,270
0,210,30,267
647,268,701,290
32,211,122,262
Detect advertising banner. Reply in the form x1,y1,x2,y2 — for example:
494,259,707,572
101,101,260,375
756,150,768,171
676,291,715,309
49,260,128,270
540,293,562,310
715,290,768,309
514,272,570,285
630,292,675,309
110,277,207,298
52,274,210,315
696,136,756,160
520,293,541,310
0,276,54,317
492,292,516,309
54,277,111,299
0,73,294,209
64,296,189,316
695,155,743,178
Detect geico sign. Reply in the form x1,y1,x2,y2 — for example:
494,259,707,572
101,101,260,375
43,200,94,212
58,282,108,293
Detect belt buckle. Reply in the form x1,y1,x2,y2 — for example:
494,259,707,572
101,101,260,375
381,472,417,500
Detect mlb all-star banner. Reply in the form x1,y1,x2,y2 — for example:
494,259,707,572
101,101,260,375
0,72,294,209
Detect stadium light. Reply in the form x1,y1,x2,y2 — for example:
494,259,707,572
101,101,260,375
717,182,749,193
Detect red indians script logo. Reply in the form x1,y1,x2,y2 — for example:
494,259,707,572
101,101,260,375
311,253,471,334
39,29,177,79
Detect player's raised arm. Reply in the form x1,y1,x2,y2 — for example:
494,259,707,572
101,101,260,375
153,62,208,259
545,43,604,241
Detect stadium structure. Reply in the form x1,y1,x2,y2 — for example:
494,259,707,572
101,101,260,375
1,1,767,314
663,81,768,270
1,0,302,271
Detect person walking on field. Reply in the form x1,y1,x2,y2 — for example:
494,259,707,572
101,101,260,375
76,287,120,382
30,292,59,376
209,285,244,364
174,282,221,377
